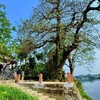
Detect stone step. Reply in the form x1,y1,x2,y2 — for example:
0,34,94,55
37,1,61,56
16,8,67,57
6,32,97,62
25,90,38,96
48,98,56,100
38,95,49,100
6,83,56,100
36,93,43,97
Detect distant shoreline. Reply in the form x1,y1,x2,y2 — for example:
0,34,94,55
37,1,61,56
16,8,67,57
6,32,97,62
75,74,100,82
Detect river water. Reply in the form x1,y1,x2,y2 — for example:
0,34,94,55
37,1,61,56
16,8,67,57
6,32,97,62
82,80,100,100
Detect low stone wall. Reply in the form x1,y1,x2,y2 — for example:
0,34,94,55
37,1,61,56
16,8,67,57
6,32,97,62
63,86,79,100
32,83,83,100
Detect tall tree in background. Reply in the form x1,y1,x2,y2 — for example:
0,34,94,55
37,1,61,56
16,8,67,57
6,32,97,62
17,0,100,77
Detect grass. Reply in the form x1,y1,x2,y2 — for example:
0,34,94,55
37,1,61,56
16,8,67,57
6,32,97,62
78,88,92,100
0,85,38,100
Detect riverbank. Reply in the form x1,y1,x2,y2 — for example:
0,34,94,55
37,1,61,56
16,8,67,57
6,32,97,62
75,79,92,100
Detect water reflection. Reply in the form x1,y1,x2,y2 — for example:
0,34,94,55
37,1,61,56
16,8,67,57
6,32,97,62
82,80,100,100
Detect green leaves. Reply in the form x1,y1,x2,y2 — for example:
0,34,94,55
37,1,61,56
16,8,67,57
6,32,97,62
0,4,13,61
34,63,46,74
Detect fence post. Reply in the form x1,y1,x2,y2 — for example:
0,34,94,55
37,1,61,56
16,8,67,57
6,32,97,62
21,71,24,81
67,73,73,83
17,74,21,83
39,73,43,84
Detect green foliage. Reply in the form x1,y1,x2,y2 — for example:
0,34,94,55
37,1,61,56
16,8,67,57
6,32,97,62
35,53,44,61
29,56,36,69
0,85,37,100
0,4,15,61
34,63,46,74
33,62,51,80
74,79,83,90
78,88,92,100
20,56,36,79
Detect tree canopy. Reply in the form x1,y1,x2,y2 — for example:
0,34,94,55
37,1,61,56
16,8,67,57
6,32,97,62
17,0,100,77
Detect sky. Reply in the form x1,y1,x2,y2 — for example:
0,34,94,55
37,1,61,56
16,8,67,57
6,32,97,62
0,0,100,76
0,0,39,37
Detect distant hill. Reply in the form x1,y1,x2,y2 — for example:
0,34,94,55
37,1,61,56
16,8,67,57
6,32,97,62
75,74,100,82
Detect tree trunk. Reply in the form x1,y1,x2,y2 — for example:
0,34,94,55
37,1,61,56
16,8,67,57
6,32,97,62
70,65,74,75
68,55,74,75
54,0,61,69
59,43,77,69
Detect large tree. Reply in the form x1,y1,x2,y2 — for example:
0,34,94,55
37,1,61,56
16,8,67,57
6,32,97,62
17,0,100,77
